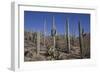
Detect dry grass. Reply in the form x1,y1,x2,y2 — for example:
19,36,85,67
24,31,90,61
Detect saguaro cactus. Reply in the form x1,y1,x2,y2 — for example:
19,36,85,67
49,16,57,60
51,16,56,50
65,18,70,53
78,21,84,58
44,18,46,48
72,23,75,47
37,31,40,55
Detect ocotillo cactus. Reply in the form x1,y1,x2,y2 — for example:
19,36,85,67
78,21,84,59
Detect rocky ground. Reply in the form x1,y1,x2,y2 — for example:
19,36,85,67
24,31,90,61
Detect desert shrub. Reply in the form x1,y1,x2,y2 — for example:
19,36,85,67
24,51,33,58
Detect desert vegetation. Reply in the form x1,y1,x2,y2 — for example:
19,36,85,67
24,19,90,61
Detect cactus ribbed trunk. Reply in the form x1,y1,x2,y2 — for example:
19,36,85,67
51,16,56,50
72,23,75,47
78,21,84,58
37,31,40,55
66,18,70,53
44,19,46,48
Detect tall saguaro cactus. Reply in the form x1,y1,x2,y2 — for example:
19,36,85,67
44,18,46,48
65,18,70,53
48,16,57,60
78,21,84,58
72,23,75,46
37,31,40,55
51,16,56,50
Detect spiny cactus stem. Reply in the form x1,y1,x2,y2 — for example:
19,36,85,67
78,21,84,59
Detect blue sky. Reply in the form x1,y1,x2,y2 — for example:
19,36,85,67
24,11,90,36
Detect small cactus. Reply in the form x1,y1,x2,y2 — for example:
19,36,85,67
48,47,59,60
